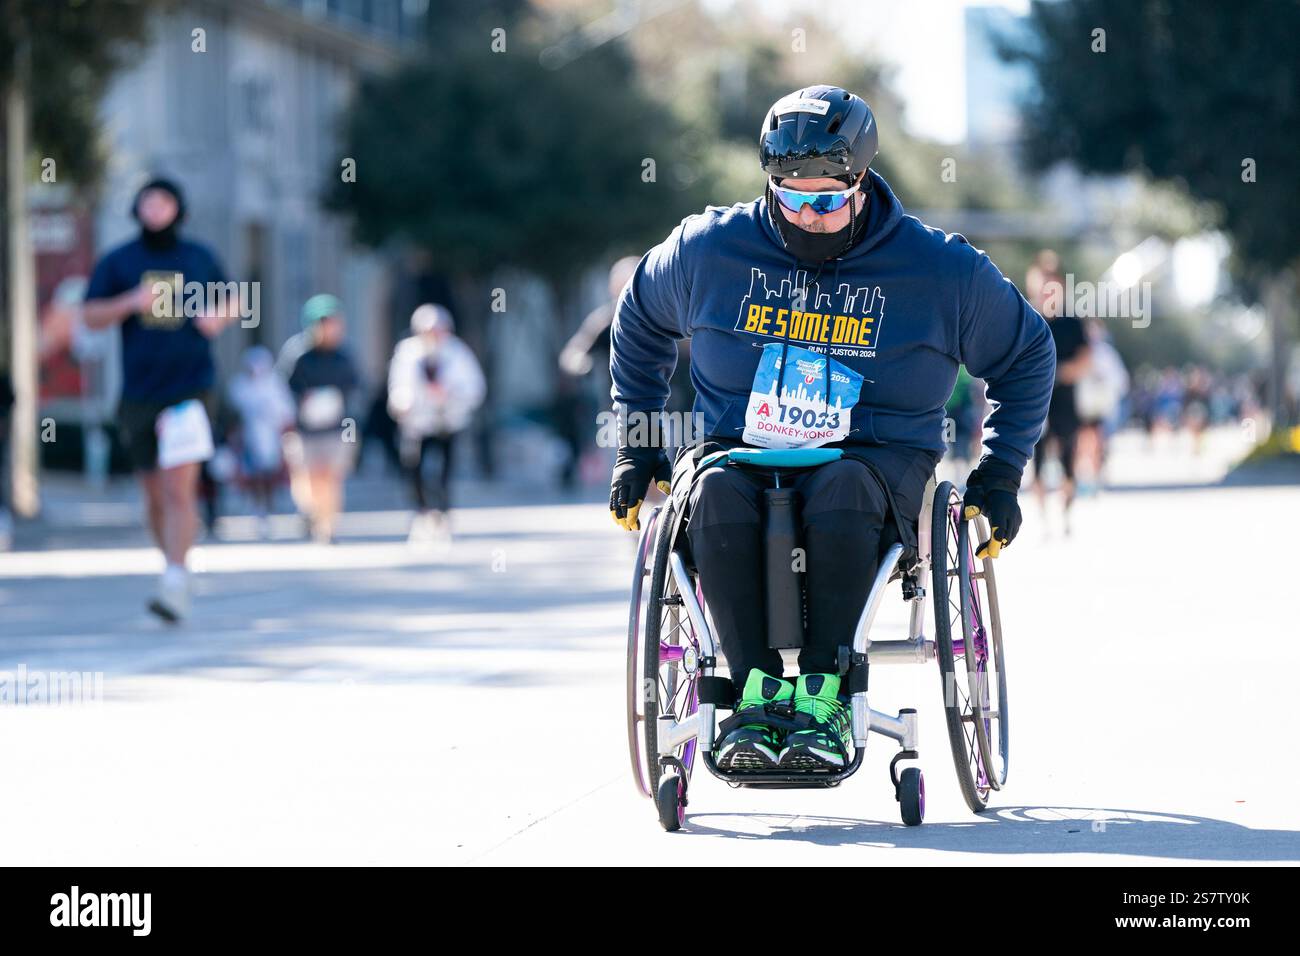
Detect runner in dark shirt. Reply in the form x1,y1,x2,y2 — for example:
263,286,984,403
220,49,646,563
82,178,237,621
1026,251,1091,534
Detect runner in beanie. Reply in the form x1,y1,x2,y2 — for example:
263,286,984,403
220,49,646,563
83,177,236,622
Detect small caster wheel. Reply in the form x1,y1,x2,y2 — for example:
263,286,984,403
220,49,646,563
898,766,925,826
656,772,686,832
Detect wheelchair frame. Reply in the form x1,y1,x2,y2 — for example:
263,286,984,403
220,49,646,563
627,448,1009,831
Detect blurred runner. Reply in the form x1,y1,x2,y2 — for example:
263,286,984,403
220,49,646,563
387,304,486,544
198,401,236,538
360,384,403,475
1025,250,1090,533
1153,367,1186,435
82,178,234,622
1182,365,1212,454
1074,319,1129,493
227,345,295,537
279,295,360,544
558,257,640,484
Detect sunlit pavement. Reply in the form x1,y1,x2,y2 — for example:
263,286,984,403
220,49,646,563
2,429,1297,865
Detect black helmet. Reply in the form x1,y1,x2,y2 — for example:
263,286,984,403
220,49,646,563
758,85,878,182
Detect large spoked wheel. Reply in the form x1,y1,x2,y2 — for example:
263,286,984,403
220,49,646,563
932,481,1006,813
958,511,1009,792
626,498,700,807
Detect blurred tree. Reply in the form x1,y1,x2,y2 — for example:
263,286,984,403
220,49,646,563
1012,0,1298,272
330,0,710,475
1008,0,1299,423
1,0,167,512
1,0,165,355
332,1,705,287
625,0,1027,218
0,0,165,186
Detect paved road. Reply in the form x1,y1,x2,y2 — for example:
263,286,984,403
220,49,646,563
2,434,1297,864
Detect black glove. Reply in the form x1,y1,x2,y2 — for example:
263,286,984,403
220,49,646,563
609,446,672,531
961,457,1023,559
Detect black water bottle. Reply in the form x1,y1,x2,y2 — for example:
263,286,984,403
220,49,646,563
764,487,804,650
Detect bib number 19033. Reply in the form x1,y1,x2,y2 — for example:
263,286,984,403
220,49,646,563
777,404,841,431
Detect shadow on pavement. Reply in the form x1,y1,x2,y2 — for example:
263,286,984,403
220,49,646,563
0,558,629,689
683,806,1300,861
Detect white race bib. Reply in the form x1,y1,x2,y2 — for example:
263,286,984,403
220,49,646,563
742,342,864,448
300,387,345,429
156,399,215,469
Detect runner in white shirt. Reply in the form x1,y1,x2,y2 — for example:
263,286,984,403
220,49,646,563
387,304,486,544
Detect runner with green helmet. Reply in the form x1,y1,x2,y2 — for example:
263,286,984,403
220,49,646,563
278,294,360,544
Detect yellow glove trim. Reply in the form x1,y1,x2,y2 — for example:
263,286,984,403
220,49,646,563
976,527,1006,559
611,498,645,532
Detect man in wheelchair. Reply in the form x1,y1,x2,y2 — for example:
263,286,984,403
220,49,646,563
608,86,1055,773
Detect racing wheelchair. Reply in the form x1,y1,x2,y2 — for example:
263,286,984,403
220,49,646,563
625,447,1009,831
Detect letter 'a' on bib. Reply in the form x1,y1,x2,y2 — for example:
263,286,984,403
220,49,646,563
156,398,215,469
742,342,863,448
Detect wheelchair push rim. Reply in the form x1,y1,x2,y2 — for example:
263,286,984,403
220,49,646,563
626,506,660,797
626,499,700,801
957,512,1009,791
932,481,1002,812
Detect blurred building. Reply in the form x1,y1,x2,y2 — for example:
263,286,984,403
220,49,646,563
87,0,425,389
963,5,1035,154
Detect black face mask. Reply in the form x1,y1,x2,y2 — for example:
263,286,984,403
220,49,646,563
766,179,870,263
140,221,180,250
133,178,186,251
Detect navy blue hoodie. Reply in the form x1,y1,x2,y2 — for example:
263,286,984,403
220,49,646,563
610,170,1056,471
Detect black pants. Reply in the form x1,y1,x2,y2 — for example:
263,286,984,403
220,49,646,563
1035,387,1079,482
684,443,937,693
403,434,455,512
116,391,211,472
1034,420,1078,483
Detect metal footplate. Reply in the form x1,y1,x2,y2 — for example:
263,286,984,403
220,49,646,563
699,747,864,789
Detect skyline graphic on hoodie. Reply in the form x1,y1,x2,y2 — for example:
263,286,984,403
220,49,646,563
734,266,887,355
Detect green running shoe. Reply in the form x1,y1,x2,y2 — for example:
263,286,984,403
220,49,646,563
714,669,794,770
778,673,853,770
